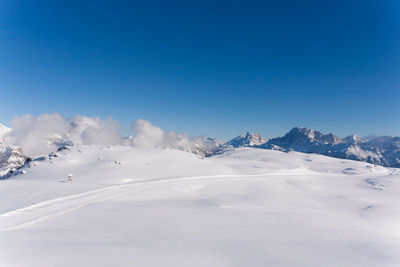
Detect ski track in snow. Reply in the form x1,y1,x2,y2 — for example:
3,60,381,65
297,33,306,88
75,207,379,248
0,170,325,230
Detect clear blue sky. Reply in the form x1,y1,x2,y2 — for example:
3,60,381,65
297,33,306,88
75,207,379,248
1,0,399,140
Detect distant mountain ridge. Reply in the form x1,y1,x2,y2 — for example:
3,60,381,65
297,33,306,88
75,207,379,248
1,122,400,171
225,127,400,168
225,132,267,148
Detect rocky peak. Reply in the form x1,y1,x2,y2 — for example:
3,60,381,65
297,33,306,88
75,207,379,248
225,132,267,148
344,135,362,144
0,145,29,179
284,127,342,144
283,127,316,143
244,132,267,146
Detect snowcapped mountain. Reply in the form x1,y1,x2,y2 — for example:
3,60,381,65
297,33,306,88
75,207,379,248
261,127,346,150
0,145,29,179
0,124,28,178
1,120,400,172
260,127,400,168
343,134,362,144
225,132,267,148
224,127,400,167
181,136,223,157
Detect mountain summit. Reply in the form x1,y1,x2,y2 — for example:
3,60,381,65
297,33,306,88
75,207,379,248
225,132,267,148
261,127,400,168
223,127,400,167
272,127,344,145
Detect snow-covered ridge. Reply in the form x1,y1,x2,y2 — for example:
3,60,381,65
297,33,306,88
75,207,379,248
1,115,400,171
226,127,400,167
225,132,266,148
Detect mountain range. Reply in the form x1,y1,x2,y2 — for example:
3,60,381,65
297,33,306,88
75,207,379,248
1,123,399,179
225,127,400,168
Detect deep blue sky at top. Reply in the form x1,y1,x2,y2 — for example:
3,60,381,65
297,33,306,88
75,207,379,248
0,0,399,140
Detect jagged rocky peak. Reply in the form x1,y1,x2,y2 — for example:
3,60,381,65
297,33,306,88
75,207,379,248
284,127,315,142
344,135,362,144
322,133,343,144
284,127,342,144
225,132,266,148
185,136,223,157
261,127,400,168
243,132,267,146
0,145,29,179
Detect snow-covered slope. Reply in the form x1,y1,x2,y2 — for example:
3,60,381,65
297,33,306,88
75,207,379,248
0,145,399,267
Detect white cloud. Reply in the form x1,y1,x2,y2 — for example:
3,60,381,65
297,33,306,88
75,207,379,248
4,114,219,158
131,119,165,149
71,116,122,146
131,119,220,155
7,113,71,157
6,113,122,157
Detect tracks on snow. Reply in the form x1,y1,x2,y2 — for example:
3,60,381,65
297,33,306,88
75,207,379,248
0,171,318,230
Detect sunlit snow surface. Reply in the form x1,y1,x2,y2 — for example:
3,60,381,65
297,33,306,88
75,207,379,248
0,146,399,267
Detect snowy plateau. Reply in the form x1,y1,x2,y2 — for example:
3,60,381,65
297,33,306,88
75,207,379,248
0,123,400,267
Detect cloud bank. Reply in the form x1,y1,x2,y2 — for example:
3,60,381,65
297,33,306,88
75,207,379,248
2,114,220,157
130,119,220,155
5,113,122,157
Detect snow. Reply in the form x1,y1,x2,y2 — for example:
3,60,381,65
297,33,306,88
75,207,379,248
0,146,399,267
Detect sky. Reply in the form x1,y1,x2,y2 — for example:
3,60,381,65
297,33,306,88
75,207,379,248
0,0,399,141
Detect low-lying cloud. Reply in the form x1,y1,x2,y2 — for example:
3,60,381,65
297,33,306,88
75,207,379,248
6,113,71,157
131,119,165,149
5,113,122,157
71,116,122,146
2,114,220,157
130,119,219,155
